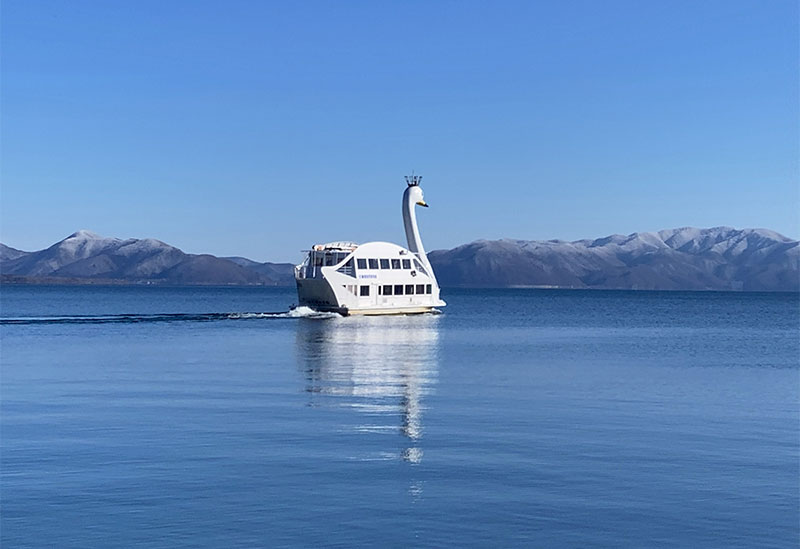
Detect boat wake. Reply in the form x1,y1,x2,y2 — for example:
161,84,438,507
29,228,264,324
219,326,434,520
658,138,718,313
229,307,341,320
1,307,341,325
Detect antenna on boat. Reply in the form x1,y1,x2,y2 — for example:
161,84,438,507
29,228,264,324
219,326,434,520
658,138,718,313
405,173,422,187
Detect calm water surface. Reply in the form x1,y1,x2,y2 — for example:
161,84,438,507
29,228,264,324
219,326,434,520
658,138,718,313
1,286,798,547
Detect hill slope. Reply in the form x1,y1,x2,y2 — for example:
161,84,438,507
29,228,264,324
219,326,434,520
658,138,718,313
0,244,30,262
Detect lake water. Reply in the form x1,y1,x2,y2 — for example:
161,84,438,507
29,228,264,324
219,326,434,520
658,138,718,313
1,286,798,547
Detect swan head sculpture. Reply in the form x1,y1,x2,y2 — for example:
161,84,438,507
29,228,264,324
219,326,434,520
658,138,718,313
406,184,428,208
405,174,428,207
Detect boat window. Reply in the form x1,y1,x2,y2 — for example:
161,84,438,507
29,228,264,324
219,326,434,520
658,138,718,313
394,284,403,295
413,259,429,276
405,284,414,295
378,286,382,295
383,285,393,295
335,253,347,264
360,285,370,296
314,255,323,267
325,254,334,266
416,284,425,294
391,259,401,269
380,259,390,269
426,284,432,294
368,259,379,269
402,259,411,269
357,258,367,270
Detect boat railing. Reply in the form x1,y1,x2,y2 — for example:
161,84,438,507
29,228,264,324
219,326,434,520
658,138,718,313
336,259,355,277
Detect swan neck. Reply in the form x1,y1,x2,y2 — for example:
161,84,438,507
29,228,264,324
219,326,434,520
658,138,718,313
403,189,426,257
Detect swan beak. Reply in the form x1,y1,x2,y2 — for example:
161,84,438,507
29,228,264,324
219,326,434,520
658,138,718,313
417,201,429,207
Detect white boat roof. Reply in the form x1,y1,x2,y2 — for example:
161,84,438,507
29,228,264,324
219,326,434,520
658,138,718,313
312,241,359,252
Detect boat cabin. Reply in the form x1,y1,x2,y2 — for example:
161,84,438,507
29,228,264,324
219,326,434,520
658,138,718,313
295,240,440,314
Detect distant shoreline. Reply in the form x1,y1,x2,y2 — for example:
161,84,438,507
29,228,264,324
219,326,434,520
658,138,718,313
0,275,286,287
2,276,797,293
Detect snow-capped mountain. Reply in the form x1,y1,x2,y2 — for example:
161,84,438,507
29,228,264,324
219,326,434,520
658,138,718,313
0,230,294,285
427,227,799,291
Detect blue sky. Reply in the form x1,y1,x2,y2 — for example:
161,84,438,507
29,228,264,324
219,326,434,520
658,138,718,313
2,0,797,262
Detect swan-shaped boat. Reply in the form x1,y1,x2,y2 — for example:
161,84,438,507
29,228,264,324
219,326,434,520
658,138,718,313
294,175,446,315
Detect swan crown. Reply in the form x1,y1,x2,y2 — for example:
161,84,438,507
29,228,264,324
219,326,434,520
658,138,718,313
405,174,422,187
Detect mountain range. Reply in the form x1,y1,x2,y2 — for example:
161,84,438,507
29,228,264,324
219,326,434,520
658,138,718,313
0,230,295,286
428,227,798,291
1,227,797,291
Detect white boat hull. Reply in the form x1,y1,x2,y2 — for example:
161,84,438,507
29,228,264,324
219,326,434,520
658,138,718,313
295,276,443,316
345,306,438,316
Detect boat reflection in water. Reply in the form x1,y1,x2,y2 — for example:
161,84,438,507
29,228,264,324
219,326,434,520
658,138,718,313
295,314,440,463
